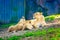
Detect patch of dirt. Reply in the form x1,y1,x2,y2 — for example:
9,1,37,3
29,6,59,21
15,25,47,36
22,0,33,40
0,28,36,38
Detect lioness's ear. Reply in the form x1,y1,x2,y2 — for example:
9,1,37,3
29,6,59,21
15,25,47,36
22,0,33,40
33,16,35,19
22,16,25,19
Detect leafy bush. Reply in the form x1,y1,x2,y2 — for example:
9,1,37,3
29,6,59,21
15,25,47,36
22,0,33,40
0,38,3,40
50,37,57,40
7,36,20,40
45,14,60,22
45,15,55,21
24,32,34,37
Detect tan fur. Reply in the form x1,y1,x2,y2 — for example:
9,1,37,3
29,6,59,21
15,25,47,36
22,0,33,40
33,12,46,28
33,12,42,19
8,18,33,32
18,16,25,24
7,23,24,32
8,16,26,32
33,20,41,29
22,20,33,30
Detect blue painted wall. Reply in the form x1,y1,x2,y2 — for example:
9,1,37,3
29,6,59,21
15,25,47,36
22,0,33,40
0,0,60,23
0,0,24,23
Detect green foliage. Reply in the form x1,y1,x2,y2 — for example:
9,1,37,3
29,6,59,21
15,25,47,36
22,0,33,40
33,30,42,36
0,27,60,40
23,29,46,37
47,27,55,33
50,37,57,40
24,32,34,37
7,36,20,40
45,15,55,21
0,38,3,40
45,14,60,21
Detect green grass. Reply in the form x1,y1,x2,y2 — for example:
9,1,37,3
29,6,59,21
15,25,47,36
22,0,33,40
45,16,55,21
7,36,20,40
0,27,60,40
45,14,60,21
0,38,3,40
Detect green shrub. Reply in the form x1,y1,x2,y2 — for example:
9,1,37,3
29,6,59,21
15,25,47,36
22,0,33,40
23,29,46,37
24,32,34,37
7,36,20,40
45,16,55,21
45,14,60,22
50,37,57,40
0,38,3,40
47,27,55,33
33,30,42,36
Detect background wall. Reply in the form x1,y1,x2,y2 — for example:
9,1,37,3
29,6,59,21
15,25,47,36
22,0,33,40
25,0,60,20
0,0,60,24
0,0,24,24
